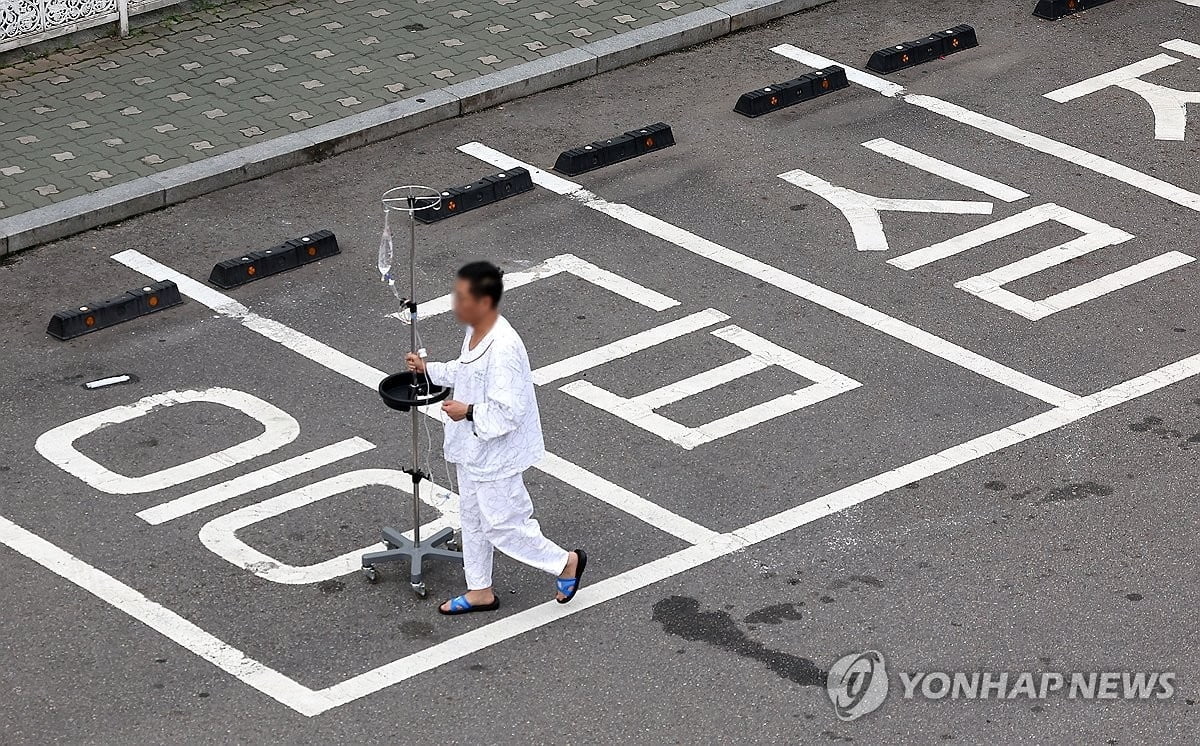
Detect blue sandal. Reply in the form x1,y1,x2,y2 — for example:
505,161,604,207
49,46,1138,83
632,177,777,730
556,549,588,604
438,593,500,616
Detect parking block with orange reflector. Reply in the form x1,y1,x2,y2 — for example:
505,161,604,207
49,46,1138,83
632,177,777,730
553,123,676,176
734,66,849,118
1033,0,1113,19
208,230,340,289
412,168,534,224
47,280,183,340
866,24,978,74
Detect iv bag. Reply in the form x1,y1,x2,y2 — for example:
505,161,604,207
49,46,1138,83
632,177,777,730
377,211,393,282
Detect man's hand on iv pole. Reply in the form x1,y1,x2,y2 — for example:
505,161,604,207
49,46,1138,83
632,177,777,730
405,352,426,374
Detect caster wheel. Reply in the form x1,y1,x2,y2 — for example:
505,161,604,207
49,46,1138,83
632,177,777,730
362,565,379,583
411,582,427,597
445,539,460,552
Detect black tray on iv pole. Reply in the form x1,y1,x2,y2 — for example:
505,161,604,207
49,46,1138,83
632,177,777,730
378,371,451,412
361,185,464,598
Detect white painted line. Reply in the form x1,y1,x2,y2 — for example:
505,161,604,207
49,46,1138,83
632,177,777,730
13,337,1200,714
561,324,861,449
633,354,766,409
113,250,714,544
1117,76,1200,141
23,246,1198,715
83,374,132,389
770,43,906,97
531,308,730,385
731,347,1200,545
392,253,678,322
535,453,719,544
1044,55,1180,102
458,143,1080,407
889,203,1131,271
1027,251,1196,317
35,387,300,495
0,514,334,717
911,92,1200,208
861,138,1029,202
1161,38,1200,57
458,142,582,195
13,332,1200,714
777,168,993,252
114,250,389,390
137,437,376,525
315,535,744,708
318,342,1200,709
1044,53,1200,141
198,469,458,584
1169,2,1200,10
769,47,1200,213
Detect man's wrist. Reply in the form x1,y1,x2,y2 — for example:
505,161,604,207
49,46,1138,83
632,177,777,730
465,404,474,421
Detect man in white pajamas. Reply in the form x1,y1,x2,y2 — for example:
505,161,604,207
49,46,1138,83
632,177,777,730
406,261,586,615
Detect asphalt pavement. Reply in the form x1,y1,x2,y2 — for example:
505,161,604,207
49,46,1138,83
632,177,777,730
1,0,1198,742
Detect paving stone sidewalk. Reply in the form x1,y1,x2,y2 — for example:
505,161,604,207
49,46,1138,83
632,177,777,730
0,0,714,219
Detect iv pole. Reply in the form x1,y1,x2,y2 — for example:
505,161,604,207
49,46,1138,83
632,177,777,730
362,185,462,597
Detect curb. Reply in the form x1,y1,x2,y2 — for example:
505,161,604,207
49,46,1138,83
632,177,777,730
0,0,832,256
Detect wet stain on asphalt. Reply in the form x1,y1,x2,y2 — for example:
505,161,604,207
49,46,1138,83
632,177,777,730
744,602,804,625
1129,415,1199,449
1037,482,1114,504
984,480,1006,491
652,596,825,686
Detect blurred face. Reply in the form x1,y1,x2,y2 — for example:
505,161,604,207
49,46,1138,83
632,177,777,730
452,278,493,325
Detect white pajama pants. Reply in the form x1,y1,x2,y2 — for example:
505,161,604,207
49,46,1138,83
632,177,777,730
456,468,570,590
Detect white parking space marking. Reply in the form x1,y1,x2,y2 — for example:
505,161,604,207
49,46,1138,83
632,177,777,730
531,308,729,385
861,138,1030,202
0,514,335,716
111,249,713,545
9,336,1200,714
889,203,1132,270
458,142,1081,407
1044,54,1181,103
1162,38,1200,57
393,253,678,322
771,43,905,96
535,454,719,544
561,324,861,449
732,347,1200,545
137,437,377,525
1173,1,1200,8
777,168,994,251
887,203,1193,320
1045,52,1200,141
34,387,300,495
198,469,458,585
958,250,1196,321
770,45,1200,212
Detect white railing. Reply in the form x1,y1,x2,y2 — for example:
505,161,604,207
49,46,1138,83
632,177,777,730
0,0,178,53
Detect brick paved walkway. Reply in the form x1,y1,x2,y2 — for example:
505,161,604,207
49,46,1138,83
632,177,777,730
0,0,711,218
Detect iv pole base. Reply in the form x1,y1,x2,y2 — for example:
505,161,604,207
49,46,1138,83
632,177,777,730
361,526,461,597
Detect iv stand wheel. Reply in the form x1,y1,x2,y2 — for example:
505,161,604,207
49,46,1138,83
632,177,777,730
362,565,379,583
410,580,427,597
